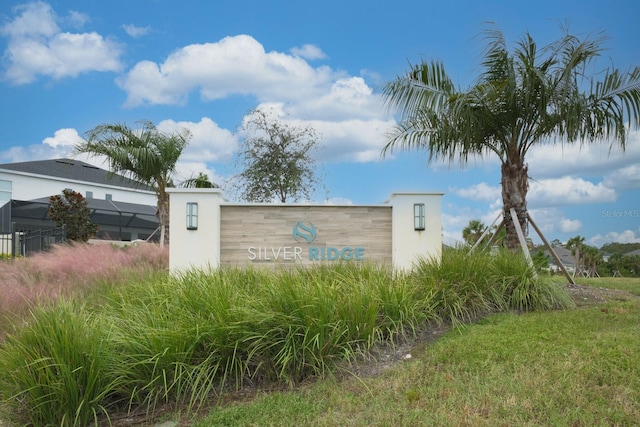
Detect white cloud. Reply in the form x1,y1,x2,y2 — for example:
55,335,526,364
289,77,384,121
173,161,224,188
444,204,585,245
290,44,327,60
2,122,227,189
529,177,617,207
442,203,586,246
0,1,59,39
441,212,467,244
323,197,354,205
450,182,500,203
528,208,582,236
440,205,502,245
527,130,640,183
589,228,640,246
603,163,640,190
122,24,151,38
559,218,582,233
0,1,123,84
0,128,81,163
157,117,237,163
359,68,383,87
417,130,640,190
116,34,399,164
67,10,89,28
0,145,40,163
311,117,395,162
236,102,394,164
118,35,338,107
42,128,83,148
442,173,621,243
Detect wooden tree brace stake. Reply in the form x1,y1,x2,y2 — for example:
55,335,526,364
510,208,536,277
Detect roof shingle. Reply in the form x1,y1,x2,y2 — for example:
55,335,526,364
0,158,152,191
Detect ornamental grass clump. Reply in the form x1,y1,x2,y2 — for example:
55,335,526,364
98,262,435,413
0,242,168,321
412,247,497,327
0,302,120,427
101,269,254,414
411,247,573,327
489,249,574,311
245,265,378,384
248,276,358,384
0,246,576,426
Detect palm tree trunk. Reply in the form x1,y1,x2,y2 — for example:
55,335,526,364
157,191,169,247
159,225,166,247
501,160,529,250
575,250,582,277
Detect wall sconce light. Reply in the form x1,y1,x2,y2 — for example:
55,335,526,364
186,202,198,230
414,203,425,231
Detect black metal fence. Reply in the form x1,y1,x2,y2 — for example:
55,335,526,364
0,223,67,259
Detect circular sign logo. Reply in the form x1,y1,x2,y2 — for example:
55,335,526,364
292,221,317,243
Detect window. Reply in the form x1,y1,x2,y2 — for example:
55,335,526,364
186,202,198,230
86,191,93,199
0,179,11,206
414,203,425,231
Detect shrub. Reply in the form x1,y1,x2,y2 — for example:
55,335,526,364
48,189,98,242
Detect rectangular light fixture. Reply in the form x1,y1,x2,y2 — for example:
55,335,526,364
414,203,425,231
186,202,198,230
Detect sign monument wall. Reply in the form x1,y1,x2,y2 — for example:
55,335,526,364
167,189,442,273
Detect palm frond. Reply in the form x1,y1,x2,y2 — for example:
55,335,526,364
383,24,640,166
382,59,455,119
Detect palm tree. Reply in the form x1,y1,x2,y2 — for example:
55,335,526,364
182,172,217,188
76,120,191,246
607,252,625,276
566,235,586,277
462,219,487,246
581,245,601,277
382,25,640,249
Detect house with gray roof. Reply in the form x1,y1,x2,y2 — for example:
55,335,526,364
539,245,578,274
0,158,159,241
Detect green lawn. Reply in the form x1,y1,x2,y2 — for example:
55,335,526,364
197,291,640,426
575,276,640,296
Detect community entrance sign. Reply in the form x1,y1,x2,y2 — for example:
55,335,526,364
218,204,387,267
167,189,443,273
247,220,365,262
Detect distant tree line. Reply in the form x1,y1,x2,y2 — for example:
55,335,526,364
461,219,640,278
605,252,640,277
600,242,640,255
562,236,640,278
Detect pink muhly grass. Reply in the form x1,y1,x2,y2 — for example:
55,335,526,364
0,242,168,319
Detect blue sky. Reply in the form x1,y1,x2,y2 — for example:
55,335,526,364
1,0,639,247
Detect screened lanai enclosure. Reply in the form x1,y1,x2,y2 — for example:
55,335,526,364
0,197,159,256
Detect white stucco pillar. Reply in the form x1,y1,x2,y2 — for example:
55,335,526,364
167,188,225,274
386,192,443,271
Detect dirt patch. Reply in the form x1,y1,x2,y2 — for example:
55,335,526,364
565,282,638,307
